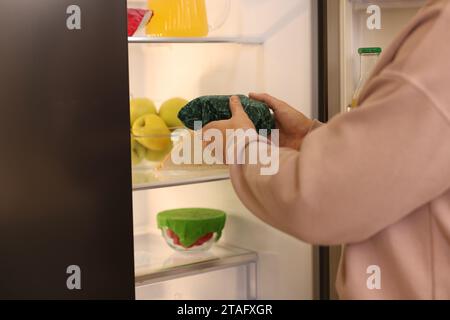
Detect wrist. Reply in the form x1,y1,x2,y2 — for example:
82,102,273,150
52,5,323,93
307,119,323,134
299,119,315,137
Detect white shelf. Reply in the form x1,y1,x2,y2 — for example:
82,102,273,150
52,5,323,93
128,36,264,45
134,233,257,285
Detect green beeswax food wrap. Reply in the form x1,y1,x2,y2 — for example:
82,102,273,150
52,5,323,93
178,95,276,133
157,208,227,248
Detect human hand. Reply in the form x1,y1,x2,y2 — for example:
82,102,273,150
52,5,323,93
202,96,256,162
250,93,314,150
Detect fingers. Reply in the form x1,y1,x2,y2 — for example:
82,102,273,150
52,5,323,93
201,120,225,149
229,96,245,116
249,93,284,111
201,124,213,150
201,121,216,134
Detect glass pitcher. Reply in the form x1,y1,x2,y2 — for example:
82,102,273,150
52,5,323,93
146,0,230,37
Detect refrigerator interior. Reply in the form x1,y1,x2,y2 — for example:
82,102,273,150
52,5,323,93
341,0,426,112
128,0,317,299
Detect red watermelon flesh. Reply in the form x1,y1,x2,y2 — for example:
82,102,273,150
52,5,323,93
166,229,214,248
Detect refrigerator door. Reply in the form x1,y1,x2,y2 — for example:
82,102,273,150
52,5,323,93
318,0,426,299
321,0,426,119
0,0,134,299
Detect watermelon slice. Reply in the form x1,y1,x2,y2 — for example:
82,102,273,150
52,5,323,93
166,229,214,249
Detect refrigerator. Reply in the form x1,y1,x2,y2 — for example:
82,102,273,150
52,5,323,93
0,0,427,300
318,0,426,299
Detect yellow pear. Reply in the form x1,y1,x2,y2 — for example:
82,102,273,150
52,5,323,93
130,98,157,127
132,114,171,151
159,97,188,128
145,141,173,162
130,138,146,165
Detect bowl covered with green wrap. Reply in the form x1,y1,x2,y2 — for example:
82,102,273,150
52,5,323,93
157,208,227,252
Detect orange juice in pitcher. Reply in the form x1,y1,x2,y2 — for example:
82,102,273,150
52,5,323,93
147,0,230,37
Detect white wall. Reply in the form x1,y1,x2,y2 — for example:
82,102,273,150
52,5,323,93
130,0,315,300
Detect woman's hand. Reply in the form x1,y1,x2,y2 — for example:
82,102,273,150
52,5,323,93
202,96,255,161
201,94,314,161
203,95,255,133
250,93,314,150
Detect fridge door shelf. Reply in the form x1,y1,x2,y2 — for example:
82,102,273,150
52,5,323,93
134,233,258,287
132,167,230,191
350,0,426,9
128,36,264,45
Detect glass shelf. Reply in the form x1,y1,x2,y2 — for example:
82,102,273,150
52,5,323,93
132,167,230,191
134,232,258,285
128,36,264,45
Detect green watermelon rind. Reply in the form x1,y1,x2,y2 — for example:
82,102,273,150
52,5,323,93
157,208,227,248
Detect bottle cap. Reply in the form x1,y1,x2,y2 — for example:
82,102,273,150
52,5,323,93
358,47,382,55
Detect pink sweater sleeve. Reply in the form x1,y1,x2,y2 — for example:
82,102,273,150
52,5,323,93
230,0,450,246
230,74,450,245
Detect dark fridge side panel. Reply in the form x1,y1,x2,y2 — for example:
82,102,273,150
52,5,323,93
0,0,135,299
317,0,342,301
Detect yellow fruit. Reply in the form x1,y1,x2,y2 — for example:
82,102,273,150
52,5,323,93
145,141,173,162
132,114,171,151
130,98,157,126
131,138,146,165
159,97,189,128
